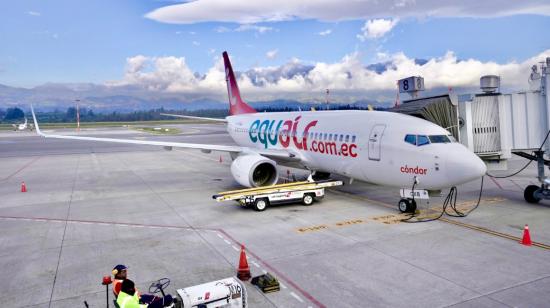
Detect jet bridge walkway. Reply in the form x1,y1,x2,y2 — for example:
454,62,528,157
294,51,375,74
393,56,550,203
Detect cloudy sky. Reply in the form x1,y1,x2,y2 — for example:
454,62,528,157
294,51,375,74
1,0,550,103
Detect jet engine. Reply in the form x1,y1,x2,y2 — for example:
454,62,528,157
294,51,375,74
230,154,278,187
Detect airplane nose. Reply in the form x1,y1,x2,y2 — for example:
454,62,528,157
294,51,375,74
446,148,487,185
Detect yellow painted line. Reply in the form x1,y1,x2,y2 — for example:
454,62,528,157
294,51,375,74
297,224,330,233
439,218,550,250
296,219,367,233
330,189,550,250
334,219,366,227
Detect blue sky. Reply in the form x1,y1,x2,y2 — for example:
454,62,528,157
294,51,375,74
0,0,549,100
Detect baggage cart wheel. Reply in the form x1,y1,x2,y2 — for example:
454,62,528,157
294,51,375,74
302,194,314,206
254,198,269,211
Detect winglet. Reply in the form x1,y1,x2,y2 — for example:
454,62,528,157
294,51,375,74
30,105,44,137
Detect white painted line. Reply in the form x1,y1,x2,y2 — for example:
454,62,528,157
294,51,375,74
232,245,239,252
251,261,260,268
80,222,93,225
224,239,231,245
280,282,287,289
216,233,223,239
133,225,145,228
290,292,304,303
149,226,161,229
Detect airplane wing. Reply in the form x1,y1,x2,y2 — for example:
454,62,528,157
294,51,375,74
160,113,227,123
30,106,298,161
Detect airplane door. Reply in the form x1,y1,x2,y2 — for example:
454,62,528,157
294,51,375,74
368,124,386,161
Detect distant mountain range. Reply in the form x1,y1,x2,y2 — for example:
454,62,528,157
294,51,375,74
0,82,384,113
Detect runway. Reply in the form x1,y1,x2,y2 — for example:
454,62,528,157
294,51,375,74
1,124,550,307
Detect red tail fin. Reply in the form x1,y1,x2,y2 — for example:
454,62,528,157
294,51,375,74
223,51,256,116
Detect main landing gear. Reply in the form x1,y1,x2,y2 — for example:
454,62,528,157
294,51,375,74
516,150,550,204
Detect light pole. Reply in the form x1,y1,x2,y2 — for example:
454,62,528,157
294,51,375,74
75,99,80,132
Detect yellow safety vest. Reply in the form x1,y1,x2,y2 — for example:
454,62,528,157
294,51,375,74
116,291,147,308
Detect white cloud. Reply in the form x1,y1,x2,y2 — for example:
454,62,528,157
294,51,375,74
192,41,200,46
318,29,332,36
215,26,231,33
107,49,550,104
235,24,275,33
357,18,398,41
266,49,279,59
189,31,197,35
27,11,41,16
145,0,550,24
215,24,276,34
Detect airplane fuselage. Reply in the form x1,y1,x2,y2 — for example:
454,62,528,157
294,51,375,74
227,110,486,190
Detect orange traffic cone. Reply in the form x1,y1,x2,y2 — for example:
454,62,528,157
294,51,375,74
237,245,251,281
21,181,27,193
219,155,223,163
521,224,532,246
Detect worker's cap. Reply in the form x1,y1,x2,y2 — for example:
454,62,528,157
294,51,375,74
112,264,128,275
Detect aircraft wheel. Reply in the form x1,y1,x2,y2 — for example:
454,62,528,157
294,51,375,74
409,199,417,213
524,185,541,204
398,199,409,213
398,199,416,213
253,198,269,211
302,194,314,206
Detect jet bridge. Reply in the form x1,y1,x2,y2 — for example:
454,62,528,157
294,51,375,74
392,57,550,203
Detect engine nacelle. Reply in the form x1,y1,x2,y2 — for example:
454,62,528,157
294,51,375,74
230,154,278,187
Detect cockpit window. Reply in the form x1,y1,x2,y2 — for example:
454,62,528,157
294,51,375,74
429,135,451,143
404,134,416,145
405,134,454,146
417,135,430,146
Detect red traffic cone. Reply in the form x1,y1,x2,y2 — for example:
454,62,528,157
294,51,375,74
521,224,532,246
219,155,223,163
237,245,251,281
21,181,27,193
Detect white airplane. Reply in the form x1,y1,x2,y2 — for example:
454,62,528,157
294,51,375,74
13,118,33,131
31,51,486,212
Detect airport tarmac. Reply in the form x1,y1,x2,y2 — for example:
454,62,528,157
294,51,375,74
1,123,550,308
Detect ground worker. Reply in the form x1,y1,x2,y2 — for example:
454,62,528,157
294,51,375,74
116,279,146,308
112,264,129,298
112,264,154,302
112,264,173,306
117,279,173,308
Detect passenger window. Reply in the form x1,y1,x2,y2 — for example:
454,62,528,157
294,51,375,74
404,134,416,145
417,135,430,146
345,135,349,142
324,133,327,140
352,135,356,143
339,135,343,142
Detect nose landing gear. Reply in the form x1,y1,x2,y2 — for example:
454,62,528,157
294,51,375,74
516,150,550,204
398,198,417,213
